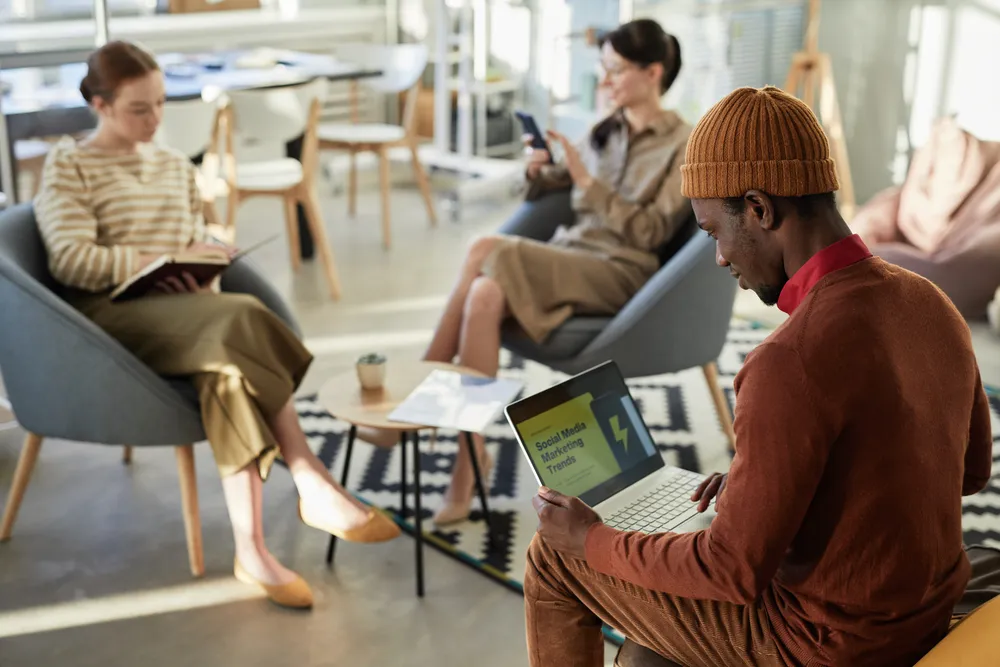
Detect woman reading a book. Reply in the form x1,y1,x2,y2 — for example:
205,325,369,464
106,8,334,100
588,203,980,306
362,19,693,525
33,40,399,609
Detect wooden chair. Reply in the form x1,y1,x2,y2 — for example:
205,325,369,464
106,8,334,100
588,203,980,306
225,78,342,299
318,43,437,250
155,96,231,241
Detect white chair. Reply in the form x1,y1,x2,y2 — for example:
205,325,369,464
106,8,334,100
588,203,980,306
14,139,51,200
155,97,230,240
225,78,342,300
318,43,437,250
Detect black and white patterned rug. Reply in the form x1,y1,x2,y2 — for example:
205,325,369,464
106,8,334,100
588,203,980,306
292,319,1000,594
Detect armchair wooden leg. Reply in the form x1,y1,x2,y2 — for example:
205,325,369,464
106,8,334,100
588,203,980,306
122,446,133,465
301,187,343,300
702,362,736,453
175,445,205,578
347,151,357,218
409,142,437,227
282,194,302,272
226,191,240,231
1,433,43,541
377,147,392,250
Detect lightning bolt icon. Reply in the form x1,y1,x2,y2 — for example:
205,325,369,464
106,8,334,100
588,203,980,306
610,415,629,452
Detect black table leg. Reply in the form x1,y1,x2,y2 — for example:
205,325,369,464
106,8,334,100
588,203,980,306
464,431,494,538
326,424,357,565
285,134,315,260
400,431,408,520
412,430,424,597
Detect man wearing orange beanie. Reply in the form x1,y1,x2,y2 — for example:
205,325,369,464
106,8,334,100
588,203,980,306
525,86,993,666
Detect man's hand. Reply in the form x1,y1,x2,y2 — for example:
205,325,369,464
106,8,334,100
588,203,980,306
691,472,727,513
531,486,602,559
156,271,212,295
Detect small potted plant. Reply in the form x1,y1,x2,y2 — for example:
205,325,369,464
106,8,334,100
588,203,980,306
356,353,387,390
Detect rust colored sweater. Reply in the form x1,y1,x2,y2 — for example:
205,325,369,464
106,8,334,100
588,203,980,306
585,238,994,666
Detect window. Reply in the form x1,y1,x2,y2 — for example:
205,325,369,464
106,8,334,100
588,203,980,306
0,0,154,21
633,0,805,124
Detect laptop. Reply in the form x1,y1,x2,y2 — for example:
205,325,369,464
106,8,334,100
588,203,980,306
504,361,710,534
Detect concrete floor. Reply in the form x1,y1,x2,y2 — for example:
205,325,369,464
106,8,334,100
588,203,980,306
1,175,998,667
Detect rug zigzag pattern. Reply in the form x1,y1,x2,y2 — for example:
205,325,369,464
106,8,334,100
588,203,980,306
292,321,1000,592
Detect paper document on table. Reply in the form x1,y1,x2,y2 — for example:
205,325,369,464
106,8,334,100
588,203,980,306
388,370,524,433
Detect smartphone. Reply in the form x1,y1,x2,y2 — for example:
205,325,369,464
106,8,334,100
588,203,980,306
514,111,554,163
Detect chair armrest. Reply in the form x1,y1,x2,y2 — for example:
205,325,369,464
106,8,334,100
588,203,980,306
221,255,302,338
496,191,574,242
0,254,204,445
574,233,737,377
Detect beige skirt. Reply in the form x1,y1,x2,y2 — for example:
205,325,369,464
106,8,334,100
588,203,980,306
65,290,313,479
482,236,653,344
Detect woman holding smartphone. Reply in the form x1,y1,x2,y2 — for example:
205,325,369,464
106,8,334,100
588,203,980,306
362,18,693,526
34,40,399,609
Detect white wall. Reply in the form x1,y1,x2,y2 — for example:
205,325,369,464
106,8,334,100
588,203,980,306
818,0,925,204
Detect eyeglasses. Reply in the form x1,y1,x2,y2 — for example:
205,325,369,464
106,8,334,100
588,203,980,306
597,62,637,78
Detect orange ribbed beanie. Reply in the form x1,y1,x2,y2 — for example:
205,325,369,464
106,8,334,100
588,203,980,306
680,85,840,199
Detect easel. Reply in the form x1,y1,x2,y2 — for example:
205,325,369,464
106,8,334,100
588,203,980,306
783,0,856,220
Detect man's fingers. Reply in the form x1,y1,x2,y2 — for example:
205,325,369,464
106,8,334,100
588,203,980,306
691,473,720,501
697,477,723,513
691,475,712,501
531,495,549,516
539,486,572,508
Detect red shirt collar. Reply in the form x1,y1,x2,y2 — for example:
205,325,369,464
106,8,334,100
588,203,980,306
777,234,873,314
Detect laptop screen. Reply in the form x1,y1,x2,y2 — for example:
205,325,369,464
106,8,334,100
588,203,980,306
504,361,665,507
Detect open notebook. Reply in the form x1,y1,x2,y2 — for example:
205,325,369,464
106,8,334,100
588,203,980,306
109,234,277,302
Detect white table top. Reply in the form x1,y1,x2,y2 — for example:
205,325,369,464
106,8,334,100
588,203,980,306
1,48,377,117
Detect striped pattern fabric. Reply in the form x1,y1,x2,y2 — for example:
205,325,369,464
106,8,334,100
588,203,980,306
34,136,207,292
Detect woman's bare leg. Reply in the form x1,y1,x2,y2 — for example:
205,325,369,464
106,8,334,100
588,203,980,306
434,276,507,524
359,236,504,447
268,400,375,531
424,236,503,363
222,462,297,585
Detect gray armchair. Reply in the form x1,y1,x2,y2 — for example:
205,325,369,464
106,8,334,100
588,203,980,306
499,191,738,452
0,203,301,576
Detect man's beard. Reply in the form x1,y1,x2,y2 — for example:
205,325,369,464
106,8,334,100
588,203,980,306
755,282,785,306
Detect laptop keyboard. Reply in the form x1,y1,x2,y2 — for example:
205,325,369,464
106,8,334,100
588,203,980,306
605,470,705,534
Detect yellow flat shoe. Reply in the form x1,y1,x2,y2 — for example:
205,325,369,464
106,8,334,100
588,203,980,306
234,559,314,609
299,500,401,543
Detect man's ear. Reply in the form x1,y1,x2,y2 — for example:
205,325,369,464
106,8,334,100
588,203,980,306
744,190,777,231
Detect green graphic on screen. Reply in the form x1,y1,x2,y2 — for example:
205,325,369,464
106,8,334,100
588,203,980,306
518,393,623,498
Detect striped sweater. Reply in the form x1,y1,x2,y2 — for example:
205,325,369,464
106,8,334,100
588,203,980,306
34,136,208,292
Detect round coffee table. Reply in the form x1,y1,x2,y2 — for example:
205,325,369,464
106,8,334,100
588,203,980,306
317,360,494,597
